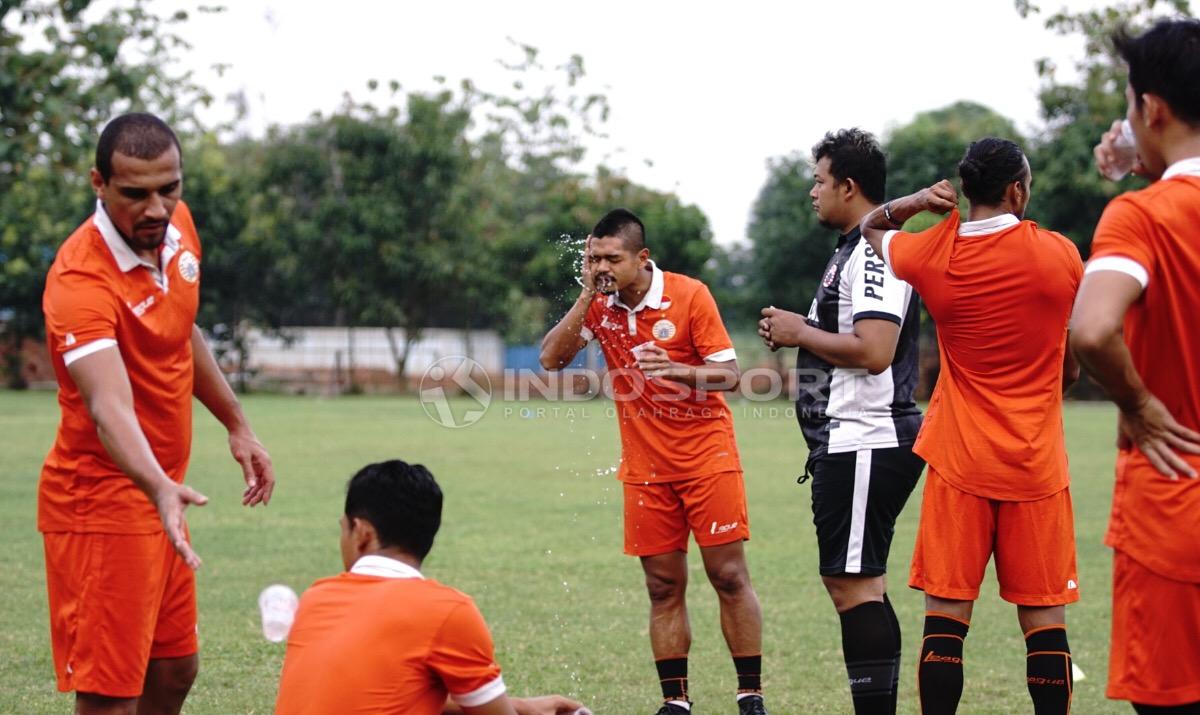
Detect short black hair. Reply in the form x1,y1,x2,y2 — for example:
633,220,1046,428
591,208,646,252
344,460,443,559
95,112,182,182
1114,18,1200,127
958,137,1027,206
811,128,887,204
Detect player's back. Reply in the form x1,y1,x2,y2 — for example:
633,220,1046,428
276,573,500,715
886,212,1083,500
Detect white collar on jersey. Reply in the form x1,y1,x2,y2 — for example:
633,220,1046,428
607,260,664,312
958,213,1020,237
92,199,182,274
350,554,424,579
1162,156,1200,180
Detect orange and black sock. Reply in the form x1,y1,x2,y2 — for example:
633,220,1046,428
1025,625,1072,714
918,612,969,714
656,656,689,704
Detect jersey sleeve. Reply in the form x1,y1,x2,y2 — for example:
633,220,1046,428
689,284,736,362
579,297,601,343
43,268,120,365
850,240,911,325
881,211,960,291
1087,195,1155,290
431,599,506,708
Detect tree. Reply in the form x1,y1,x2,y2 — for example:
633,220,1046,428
885,101,1023,200
1018,0,1192,252
745,154,829,320
0,0,214,387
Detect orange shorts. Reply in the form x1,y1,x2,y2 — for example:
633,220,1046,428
1108,549,1200,705
623,471,749,556
43,531,198,697
909,468,1079,606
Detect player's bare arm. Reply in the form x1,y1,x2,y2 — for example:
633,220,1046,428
1062,334,1081,390
759,307,900,375
1071,270,1200,478
191,325,276,506
633,343,740,390
539,237,597,370
860,179,958,261
66,346,209,568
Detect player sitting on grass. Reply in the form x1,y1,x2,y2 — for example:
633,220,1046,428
274,459,585,715
860,139,1083,715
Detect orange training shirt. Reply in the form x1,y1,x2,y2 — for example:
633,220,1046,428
39,201,202,534
1087,160,1200,581
883,210,1083,501
581,263,742,483
275,558,505,715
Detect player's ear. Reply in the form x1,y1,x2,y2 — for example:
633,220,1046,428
350,516,379,552
1141,93,1168,129
841,177,858,200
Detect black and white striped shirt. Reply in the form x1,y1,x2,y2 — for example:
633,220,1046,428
795,227,922,458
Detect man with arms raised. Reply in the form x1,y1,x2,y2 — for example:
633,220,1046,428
540,209,766,715
1072,19,1200,713
758,128,923,714
275,460,584,715
861,138,1082,714
40,112,275,714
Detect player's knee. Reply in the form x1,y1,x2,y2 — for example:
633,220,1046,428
644,572,685,604
706,562,750,597
822,575,883,612
76,692,137,715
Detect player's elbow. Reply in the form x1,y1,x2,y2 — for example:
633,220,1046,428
539,351,563,371
862,348,895,375
1068,321,1116,359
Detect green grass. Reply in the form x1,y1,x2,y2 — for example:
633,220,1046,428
0,392,1123,713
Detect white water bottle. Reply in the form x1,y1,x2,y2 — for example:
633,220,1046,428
258,584,299,643
1104,119,1138,181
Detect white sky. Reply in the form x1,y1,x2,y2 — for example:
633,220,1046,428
149,0,1108,245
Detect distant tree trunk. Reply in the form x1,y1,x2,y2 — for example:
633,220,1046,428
384,324,420,391
4,329,29,390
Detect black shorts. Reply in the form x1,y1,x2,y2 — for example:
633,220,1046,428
808,446,924,577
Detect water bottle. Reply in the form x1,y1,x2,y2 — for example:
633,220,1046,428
1104,120,1138,181
258,584,299,643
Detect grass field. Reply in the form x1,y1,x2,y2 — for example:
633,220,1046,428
0,391,1125,713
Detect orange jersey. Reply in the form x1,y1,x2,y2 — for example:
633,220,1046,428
39,201,202,534
276,558,505,715
581,263,741,482
883,211,1083,501
1088,160,1200,581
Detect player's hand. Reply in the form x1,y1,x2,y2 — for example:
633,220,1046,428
634,343,683,380
229,427,275,506
919,180,958,214
152,480,209,570
1094,119,1126,179
1118,393,1200,479
510,695,587,715
760,306,807,348
578,235,601,297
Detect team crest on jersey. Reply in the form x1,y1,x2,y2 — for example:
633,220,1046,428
652,319,676,340
660,296,672,310
821,262,838,288
177,250,200,284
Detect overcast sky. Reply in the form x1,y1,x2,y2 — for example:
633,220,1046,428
151,0,1112,245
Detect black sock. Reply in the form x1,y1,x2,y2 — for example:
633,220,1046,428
1025,626,1072,714
883,594,902,692
733,653,762,696
655,656,688,702
839,600,900,714
1133,704,1200,714
918,612,969,714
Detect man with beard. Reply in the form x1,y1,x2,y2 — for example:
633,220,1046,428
758,128,923,714
540,209,766,715
39,112,276,715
